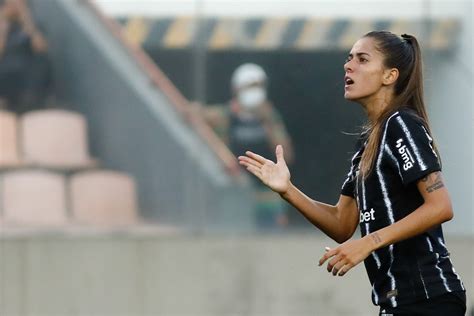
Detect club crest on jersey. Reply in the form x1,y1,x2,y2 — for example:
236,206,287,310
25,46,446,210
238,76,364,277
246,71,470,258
360,208,376,223
395,138,415,171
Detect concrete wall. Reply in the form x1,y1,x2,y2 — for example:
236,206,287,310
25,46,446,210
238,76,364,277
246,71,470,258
0,233,472,316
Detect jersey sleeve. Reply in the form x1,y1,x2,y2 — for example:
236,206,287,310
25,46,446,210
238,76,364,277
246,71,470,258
385,112,441,186
340,137,364,197
340,166,356,197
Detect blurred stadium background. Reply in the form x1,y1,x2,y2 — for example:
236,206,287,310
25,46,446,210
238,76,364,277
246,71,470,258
0,0,472,315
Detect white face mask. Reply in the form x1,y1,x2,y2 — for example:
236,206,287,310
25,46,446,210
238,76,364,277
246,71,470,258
237,87,266,109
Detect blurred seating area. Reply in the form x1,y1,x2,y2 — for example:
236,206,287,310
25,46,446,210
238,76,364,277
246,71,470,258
0,109,141,230
0,0,153,232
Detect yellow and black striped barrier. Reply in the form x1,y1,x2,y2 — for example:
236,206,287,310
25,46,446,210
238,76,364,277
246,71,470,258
117,17,459,51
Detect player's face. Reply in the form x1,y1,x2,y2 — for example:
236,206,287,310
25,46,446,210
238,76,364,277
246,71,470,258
343,37,387,103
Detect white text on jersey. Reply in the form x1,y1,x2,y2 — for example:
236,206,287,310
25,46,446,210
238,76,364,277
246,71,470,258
360,208,376,223
396,138,415,171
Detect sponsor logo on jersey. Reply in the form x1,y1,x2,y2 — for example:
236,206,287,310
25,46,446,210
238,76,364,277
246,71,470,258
360,208,376,223
395,138,415,171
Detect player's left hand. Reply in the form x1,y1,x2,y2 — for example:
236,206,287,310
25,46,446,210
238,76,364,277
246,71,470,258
318,237,375,277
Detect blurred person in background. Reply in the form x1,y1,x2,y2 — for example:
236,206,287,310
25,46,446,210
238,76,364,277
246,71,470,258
0,0,52,113
239,31,466,315
201,63,294,230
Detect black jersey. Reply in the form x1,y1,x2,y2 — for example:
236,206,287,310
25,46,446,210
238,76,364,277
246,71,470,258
228,111,273,160
341,108,465,308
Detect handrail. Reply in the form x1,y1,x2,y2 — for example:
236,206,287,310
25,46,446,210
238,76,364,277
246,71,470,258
83,0,240,175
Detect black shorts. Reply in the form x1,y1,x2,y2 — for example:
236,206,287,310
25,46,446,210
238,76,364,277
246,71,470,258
379,291,466,316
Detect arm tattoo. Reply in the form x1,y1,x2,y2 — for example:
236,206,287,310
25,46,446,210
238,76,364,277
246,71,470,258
370,232,382,245
421,172,445,193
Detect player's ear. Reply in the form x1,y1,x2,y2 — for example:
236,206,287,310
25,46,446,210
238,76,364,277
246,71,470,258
382,68,399,86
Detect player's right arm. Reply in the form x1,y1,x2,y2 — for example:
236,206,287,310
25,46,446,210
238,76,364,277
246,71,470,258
281,185,359,243
239,145,359,243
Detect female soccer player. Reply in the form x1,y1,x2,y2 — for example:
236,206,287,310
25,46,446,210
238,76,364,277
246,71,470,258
238,31,466,315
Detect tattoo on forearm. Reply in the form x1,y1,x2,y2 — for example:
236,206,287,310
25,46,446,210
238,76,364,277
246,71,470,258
421,172,445,193
371,233,382,245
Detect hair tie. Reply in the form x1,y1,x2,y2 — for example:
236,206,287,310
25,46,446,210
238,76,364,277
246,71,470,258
401,33,412,44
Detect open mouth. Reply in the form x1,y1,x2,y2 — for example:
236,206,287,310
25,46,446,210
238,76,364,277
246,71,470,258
345,76,354,86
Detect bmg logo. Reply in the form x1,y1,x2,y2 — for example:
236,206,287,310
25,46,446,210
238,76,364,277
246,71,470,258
396,139,415,171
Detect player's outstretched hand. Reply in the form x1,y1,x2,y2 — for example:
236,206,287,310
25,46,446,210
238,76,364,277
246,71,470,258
238,145,291,195
318,237,375,277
